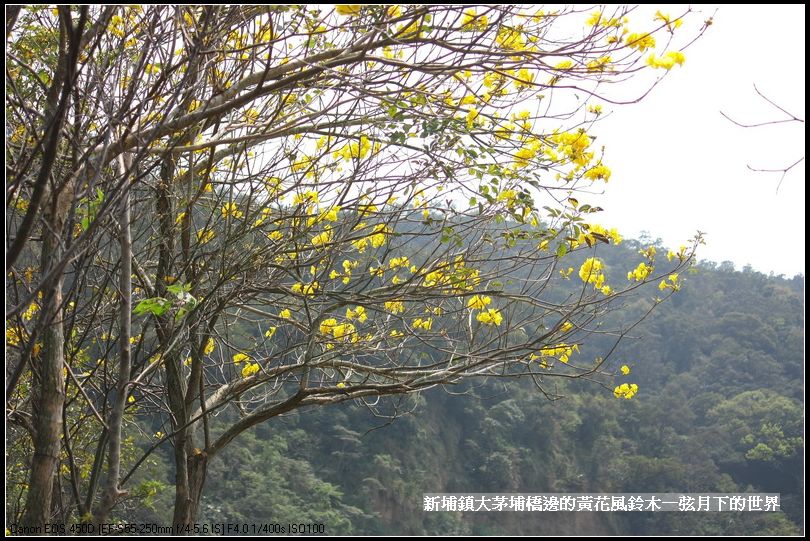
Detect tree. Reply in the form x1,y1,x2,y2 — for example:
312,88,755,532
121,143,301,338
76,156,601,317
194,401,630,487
720,84,805,192
6,5,706,531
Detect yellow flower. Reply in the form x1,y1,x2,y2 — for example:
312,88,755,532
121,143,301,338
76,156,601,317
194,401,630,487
335,5,362,16
586,55,612,72
346,306,368,323
311,229,332,247
389,256,411,269
221,202,243,219
320,318,338,335
514,68,535,91
658,273,681,292
646,51,686,70
279,308,292,319
265,327,277,339
466,107,479,129
203,337,216,356
627,262,652,282
654,10,683,32
625,32,656,52
613,382,639,399
291,282,319,296
336,382,348,389
243,108,260,124
412,317,433,331
385,300,405,314
197,229,215,244
495,25,526,50
22,301,39,321
578,257,602,282
584,164,611,182
476,308,503,326
621,365,631,375
467,295,492,310
560,321,573,333
496,189,518,202
321,206,340,222
292,190,319,206
241,362,260,378
461,9,488,31
537,343,580,364
233,353,250,364
6,326,24,346
331,322,356,340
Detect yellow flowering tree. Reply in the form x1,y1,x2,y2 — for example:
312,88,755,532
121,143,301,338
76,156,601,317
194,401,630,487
6,5,707,530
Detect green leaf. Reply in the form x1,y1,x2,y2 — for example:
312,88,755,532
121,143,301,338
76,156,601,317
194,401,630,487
167,283,191,295
556,244,568,258
134,297,171,317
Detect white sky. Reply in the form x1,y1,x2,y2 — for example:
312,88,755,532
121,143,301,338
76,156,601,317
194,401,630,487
591,4,805,276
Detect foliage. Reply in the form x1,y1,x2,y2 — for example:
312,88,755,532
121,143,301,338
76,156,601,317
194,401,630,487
6,4,710,529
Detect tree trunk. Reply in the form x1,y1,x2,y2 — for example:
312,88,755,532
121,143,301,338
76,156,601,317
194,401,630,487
172,453,208,534
96,153,133,522
20,195,68,528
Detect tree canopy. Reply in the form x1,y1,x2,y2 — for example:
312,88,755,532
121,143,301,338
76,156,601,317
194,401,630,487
6,4,707,530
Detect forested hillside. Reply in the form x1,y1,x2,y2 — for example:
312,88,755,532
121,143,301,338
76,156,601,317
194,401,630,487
125,238,805,535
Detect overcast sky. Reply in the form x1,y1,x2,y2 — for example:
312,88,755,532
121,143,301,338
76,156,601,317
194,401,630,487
590,4,805,276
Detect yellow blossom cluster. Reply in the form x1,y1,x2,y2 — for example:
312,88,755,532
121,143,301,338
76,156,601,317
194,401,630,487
291,282,319,296
646,51,685,70
578,258,611,295
658,273,681,292
346,306,368,323
422,256,480,292
531,343,580,365
412,317,433,331
548,130,594,169
625,32,656,52
385,300,405,314
627,262,652,282
310,228,332,247
614,382,639,399
667,245,688,262
320,318,358,344
330,259,359,285
292,190,319,206
352,223,390,252
333,135,375,161
461,9,488,31
221,202,243,219
577,224,622,247
467,295,492,310
476,308,503,326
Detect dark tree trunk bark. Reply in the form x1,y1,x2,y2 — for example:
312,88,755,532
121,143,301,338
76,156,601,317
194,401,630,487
20,194,68,528
172,453,208,534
